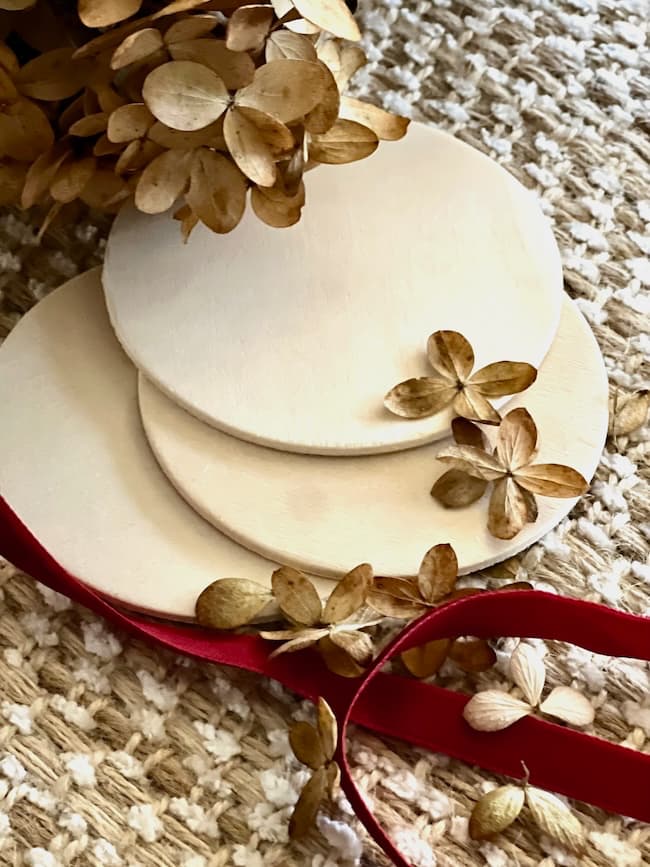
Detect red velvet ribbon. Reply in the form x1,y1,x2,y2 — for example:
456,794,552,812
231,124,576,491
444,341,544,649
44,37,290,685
1,493,650,865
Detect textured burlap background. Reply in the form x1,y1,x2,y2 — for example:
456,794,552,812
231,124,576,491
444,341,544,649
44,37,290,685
0,1,649,865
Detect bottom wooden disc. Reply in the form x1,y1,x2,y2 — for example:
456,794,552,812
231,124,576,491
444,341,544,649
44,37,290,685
139,296,609,579
0,269,336,621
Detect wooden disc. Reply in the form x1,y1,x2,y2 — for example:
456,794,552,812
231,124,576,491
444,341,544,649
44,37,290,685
104,122,563,456
0,270,335,621
139,296,608,579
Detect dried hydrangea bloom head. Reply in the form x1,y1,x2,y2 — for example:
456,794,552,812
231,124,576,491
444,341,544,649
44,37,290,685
0,0,409,237
384,330,537,423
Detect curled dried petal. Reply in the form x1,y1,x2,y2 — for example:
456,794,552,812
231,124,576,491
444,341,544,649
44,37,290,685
539,686,595,727
469,785,525,840
427,330,474,381
514,464,588,498
488,477,533,540
271,565,322,626
417,543,458,604
289,767,327,839
431,469,488,508
469,361,537,397
289,721,325,769
401,638,451,678
525,787,586,854
463,690,532,731
322,563,373,624
195,578,272,629
436,446,505,481
316,697,338,762
496,407,538,470
509,642,545,706
384,377,456,419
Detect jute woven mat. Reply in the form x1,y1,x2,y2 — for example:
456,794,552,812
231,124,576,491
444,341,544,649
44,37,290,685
1,1,648,865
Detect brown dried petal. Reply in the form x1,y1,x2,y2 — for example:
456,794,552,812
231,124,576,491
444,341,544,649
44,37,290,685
0,44,19,78
268,628,327,656
339,96,409,141
463,690,532,731
165,15,218,43
50,156,96,203
317,39,365,89
448,638,496,673
509,642,545,706
451,416,486,447
79,0,143,27
322,563,373,624
289,767,327,839
329,629,373,665
271,565,322,626
17,48,88,101
317,635,365,677
266,30,317,62
326,761,340,798
611,390,649,436
401,638,451,678
135,148,193,214
470,361,537,397
539,686,595,727
236,59,325,123
170,39,255,89
316,697,338,762
289,721,325,769
496,407,538,471
488,477,531,540
186,148,247,233
384,377,456,419
367,584,427,620
224,105,292,187
0,66,17,101
0,99,54,162
108,103,154,143
436,446,505,481
21,142,70,208
309,118,377,164
111,27,164,70
452,386,501,423
514,464,588,498
0,161,27,206
293,0,360,40
427,330,474,381
304,61,340,134
143,60,229,132
68,112,108,137
417,543,458,603
148,118,225,149
151,0,211,19
431,469,488,509
195,577,271,629
525,787,586,854
226,4,274,52
469,785,525,841
251,180,305,227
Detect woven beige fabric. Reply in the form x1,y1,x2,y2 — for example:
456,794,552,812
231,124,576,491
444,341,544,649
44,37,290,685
0,1,648,865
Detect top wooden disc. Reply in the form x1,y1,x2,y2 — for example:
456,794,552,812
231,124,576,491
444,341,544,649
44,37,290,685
103,123,562,456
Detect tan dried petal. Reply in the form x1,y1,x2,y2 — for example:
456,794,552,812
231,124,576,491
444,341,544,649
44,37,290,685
21,142,70,208
251,180,305,227
293,0,360,40
611,390,649,436
169,39,255,89
366,591,426,620
0,99,54,162
322,563,373,624
470,361,537,397
79,0,142,27
401,638,451,678
224,106,292,187
0,0,34,11
509,642,545,706
268,628,328,656
488,477,531,540
427,330,474,381
270,0,319,33
514,464,588,498
469,785,525,841
236,59,326,124
436,446,505,481
17,48,89,102
316,697,337,762
339,96,409,141
114,139,143,173
73,19,150,60
452,386,501,423
304,61,339,134
0,161,27,206
525,787,586,854
50,156,96,203
134,148,193,214
463,690,532,731
317,635,365,677
68,112,108,137
96,85,128,114
496,407,538,471
226,4,274,52
539,686,595,727
147,118,225,149
195,577,271,629
317,38,365,89
0,44,19,78
431,469,488,508
164,14,218,43
384,377,456,419
329,629,373,665
451,417,486,447
289,721,325,769
271,565,322,626
266,30,317,62
36,201,63,243
185,148,247,233
417,543,458,604
108,103,154,143
143,60,229,132
289,766,327,839
448,638,496,673
111,28,164,70
326,761,340,798
151,0,211,20
309,119,378,164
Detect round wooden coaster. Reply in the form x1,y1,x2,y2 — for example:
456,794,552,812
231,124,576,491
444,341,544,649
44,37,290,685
139,295,608,579
104,122,563,456
0,270,335,621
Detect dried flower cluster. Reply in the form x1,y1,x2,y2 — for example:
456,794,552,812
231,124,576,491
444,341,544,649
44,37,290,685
288,697,340,838
0,0,408,238
435,408,589,539
464,641,595,731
